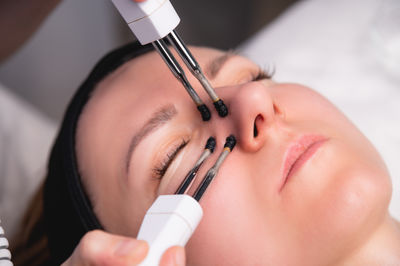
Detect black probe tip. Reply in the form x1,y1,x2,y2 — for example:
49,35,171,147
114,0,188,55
197,104,211,121
214,99,228,117
224,135,236,150
205,137,216,152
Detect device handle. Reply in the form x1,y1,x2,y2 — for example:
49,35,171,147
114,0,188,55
111,0,180,44
137,194,202,266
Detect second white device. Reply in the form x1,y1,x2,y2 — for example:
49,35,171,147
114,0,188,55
136,195,202,265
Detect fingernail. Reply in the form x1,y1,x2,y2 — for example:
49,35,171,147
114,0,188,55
114,239,146,257
174,247,185,266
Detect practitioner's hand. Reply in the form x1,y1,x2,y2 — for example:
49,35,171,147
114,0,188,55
133,0,147,2
62,230,186,266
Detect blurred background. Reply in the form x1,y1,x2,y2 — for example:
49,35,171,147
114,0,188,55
0,0,298,121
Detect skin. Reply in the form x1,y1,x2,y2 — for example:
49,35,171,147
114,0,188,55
75,47,400,265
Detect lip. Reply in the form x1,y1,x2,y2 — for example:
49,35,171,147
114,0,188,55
279,135,327,191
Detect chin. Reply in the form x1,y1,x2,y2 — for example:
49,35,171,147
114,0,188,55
326,163,392,260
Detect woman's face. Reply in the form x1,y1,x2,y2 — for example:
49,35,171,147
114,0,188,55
76,47,391,265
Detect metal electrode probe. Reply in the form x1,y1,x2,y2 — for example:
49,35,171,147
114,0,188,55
175,137,216,195
152,39,211,121
111,0,228,121
193,135,236,201
166,31,228,117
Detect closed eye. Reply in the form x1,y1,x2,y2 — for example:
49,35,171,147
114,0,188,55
152,139,188,180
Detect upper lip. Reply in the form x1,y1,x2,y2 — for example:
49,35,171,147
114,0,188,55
279,134,327,191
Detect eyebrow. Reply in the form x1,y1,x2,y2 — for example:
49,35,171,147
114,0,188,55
203,50,237,79
126,104,177,173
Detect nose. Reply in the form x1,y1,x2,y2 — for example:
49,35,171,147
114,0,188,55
217,81,276,152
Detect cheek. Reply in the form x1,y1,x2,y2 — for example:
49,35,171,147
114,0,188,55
282,139,391,262
184,158,289,265
185,162,255,264
273,84,345,126
324,141,391,242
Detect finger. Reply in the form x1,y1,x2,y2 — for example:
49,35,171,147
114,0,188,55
62,230,149,266
133,0,147,2
159,246,186,266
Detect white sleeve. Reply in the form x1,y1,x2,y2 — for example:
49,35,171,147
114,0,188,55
0,220,13,265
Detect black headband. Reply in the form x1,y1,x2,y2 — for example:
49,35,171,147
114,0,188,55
43,41,155,265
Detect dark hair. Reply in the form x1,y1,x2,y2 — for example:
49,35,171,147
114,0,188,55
41,41,154,265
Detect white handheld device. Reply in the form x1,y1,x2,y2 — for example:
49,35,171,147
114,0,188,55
111,0,180,45
136,195,202,266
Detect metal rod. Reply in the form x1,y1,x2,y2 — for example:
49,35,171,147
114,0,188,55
175,137,216,194
192,135,236,201
175,150,209,195
167,31,228,117
152,39,211,121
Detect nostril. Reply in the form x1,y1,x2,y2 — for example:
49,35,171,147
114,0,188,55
254,114,263,138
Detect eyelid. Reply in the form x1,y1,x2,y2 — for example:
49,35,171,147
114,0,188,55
152,139,188,180
229,66,273,85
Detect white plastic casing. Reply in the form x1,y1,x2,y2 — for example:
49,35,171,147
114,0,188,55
111,0,180,45
137,194,203,266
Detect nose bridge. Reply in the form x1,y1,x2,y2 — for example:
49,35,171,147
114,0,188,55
207,109,236,146
213,81,274,152
232,81,273,112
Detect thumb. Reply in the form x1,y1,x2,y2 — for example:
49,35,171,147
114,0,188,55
160,246,186,266
62,230,149,266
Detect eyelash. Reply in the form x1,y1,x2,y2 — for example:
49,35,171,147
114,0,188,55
253,67,275,81
152,139,188,180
